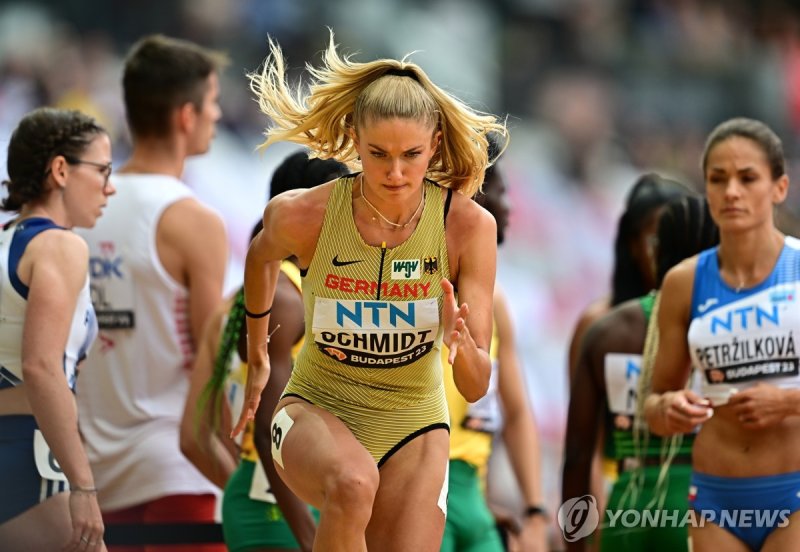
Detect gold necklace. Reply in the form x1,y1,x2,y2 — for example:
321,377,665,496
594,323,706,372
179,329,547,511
359,174,425,229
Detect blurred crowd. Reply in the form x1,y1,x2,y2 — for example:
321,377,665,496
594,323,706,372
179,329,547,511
3,0,800,541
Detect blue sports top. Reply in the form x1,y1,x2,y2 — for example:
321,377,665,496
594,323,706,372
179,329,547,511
688,236,800,405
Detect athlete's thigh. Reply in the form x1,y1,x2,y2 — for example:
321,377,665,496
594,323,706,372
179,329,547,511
366,428,449,552
762,510,800,552
0,493,72,552
271,398,377,509
689,522,749,552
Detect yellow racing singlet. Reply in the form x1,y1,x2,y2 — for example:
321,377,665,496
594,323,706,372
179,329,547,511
284,176,451,465
444,321,499,471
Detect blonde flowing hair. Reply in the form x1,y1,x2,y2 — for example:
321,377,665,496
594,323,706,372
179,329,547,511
248,31,507,196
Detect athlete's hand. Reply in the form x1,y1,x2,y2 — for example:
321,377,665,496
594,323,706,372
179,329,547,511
728,383,792,429
660,389,712,434
441,278,469,364
231,360,271,438
65,490,104,551
517,515,548,552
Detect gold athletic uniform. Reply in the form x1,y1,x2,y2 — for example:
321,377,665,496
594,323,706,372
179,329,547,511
284,175,451,466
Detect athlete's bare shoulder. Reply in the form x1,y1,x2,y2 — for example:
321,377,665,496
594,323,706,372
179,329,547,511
584,298,648,358
444,189,495,235
263,179,339,264
668,255,699,282
661,255,699,305
268,180,336,227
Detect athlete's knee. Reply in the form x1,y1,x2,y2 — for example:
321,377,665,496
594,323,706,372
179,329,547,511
323,463,379,517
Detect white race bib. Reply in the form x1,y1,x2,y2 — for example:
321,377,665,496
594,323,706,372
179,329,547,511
248,458,277,503
33,430,68,482
271,407,295,469
605,353,642,416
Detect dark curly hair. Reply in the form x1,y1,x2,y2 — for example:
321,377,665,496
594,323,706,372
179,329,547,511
3,107,106,212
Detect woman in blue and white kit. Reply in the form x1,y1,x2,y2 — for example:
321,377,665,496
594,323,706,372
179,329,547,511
646,118,800,551
0,108,115,551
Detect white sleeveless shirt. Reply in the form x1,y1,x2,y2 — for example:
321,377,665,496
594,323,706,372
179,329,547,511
75,174,216,510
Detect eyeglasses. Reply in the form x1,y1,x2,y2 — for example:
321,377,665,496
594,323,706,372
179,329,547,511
63,155,113,188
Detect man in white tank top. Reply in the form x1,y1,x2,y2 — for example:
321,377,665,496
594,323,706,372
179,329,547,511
75,35,229,552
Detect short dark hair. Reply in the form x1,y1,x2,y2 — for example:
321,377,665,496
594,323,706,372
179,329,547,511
3,107,105,211
269,151,349,200
123,35,228,139
702,118,785,180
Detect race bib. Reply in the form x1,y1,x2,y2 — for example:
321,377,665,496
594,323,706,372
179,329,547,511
605,353,642,416
33,430,68,482
271,407,295,469
462,361,501,434
312,298,439,368
248,458,277,503
437,460,449,516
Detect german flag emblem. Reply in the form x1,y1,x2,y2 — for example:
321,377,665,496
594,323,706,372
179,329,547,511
423,256,438,275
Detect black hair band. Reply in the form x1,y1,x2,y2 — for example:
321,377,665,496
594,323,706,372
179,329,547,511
384,67,419,81
244,306,272,319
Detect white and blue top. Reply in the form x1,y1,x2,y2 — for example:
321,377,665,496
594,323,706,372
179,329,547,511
688,236,800,405
0,218,97,392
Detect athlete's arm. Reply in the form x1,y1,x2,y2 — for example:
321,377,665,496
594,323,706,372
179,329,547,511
180,299,238,489
567,298,609,384
253,273,315,551
445,194,496,402
157,198,228,347
562,317,607,552
495,287,547,551
233,185,329,437
20,230,104,548
646,260,712,436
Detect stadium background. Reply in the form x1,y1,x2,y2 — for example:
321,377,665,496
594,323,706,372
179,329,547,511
2,0,799,543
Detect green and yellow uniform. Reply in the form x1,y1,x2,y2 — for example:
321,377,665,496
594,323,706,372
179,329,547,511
441,325,505,551
601,293,693,552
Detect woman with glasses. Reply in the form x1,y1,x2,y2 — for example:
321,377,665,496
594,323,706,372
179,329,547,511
0,107,115,551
